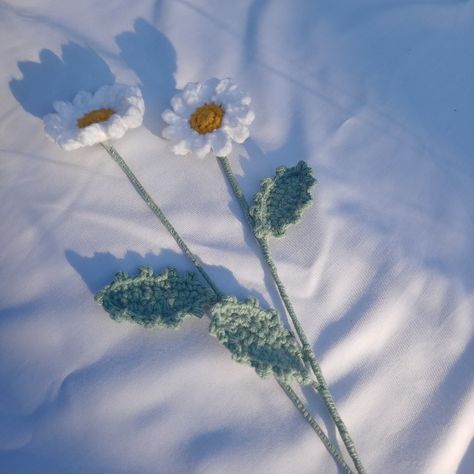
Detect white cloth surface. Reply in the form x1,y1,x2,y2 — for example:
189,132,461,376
1,1,473,473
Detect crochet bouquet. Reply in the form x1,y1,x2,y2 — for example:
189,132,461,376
44,78,366,474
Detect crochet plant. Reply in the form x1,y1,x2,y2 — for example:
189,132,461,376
209,297,310,385
162,78,365,473
42,77,366,474
95,267,217,329
250,161,316,239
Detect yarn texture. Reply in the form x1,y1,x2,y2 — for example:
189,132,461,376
209,296,310,384
95,266,217,328
43,84,144,151
250,161,316,239
161,78,255,158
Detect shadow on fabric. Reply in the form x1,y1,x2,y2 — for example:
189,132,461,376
65,248,268,305
9,42,115,118
458,438,474,474
116,18,177,137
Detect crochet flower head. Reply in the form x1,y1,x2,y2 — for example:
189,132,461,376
162,78,255,158
43,84,144,151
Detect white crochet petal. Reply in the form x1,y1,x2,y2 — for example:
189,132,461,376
52,101,74,117
215,78,235,94
200,78,220,101
44,113,64,134
240,108,255,126
226,105,255,126
73,90,93,107
172,139,192,155
60,139,82,151
162,109,181,125
77,124,107,147
195,142,212,158
189,133,211,158
181,82,204,107
43,83,144,151
162,79,253,159
210,130,233,156
103,116,128,139
226,124,250,143
162,121,192,142
91,86,108,105
218,90,248,107
171,95,192,117
122,106,144,129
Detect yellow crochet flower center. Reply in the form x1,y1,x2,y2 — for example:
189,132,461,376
77,108,115,128
189,103,224,134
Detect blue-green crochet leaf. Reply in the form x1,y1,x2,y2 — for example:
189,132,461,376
209,297,310,384
250,161,316,239
95,267,217,329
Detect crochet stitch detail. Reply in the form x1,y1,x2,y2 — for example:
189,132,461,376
95,266,217,328
209,297,310,384
77,108,115,128
250,161,316,239
189,103,224,134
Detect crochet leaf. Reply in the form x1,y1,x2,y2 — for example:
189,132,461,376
250,161,316,239
209,297,310,384
95,267,217,329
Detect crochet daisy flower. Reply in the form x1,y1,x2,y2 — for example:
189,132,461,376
162,78,255,158
43,84,144,151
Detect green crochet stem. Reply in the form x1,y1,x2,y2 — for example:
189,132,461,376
278,381,353,474
217,155,366,474
100,143,353,472
101,143,221,299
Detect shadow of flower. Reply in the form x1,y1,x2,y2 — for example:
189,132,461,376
116,18,177,136
10,42,115,118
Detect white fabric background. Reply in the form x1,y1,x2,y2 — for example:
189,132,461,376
1,1,473,473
